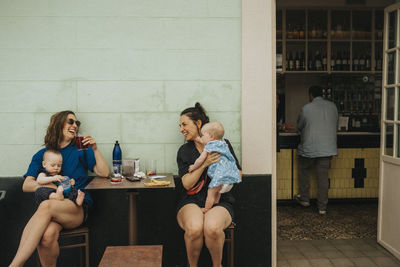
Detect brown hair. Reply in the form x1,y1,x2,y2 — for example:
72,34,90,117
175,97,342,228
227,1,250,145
180,102,210,134
44,110,76,149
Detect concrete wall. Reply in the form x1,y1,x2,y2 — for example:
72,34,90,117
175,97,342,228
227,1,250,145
0,0,242,177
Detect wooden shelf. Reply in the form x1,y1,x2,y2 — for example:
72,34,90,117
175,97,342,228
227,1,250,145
276,8,383,73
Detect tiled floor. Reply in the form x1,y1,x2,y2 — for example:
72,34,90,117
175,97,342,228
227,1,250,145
278,238,400,267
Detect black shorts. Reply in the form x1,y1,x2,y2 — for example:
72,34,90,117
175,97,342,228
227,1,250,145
34,187,90,224
34,187,79,208
177,193,235,221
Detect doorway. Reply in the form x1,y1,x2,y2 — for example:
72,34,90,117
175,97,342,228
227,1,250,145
276,2,400,267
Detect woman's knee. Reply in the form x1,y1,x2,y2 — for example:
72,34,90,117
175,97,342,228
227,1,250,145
204,220,224,239
40,226,60,248
184,221,204,239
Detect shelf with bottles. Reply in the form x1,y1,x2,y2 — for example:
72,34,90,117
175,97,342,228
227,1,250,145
331,42,350,71
352,42,372,71
308,10,328,40
352,10,373,40
286,10,306,40
331,74,382,117
277,8,384,74
331,10,351,40
285,42,306,71
308,43,327,71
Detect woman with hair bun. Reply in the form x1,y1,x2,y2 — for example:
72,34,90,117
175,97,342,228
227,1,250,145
177,102,242,267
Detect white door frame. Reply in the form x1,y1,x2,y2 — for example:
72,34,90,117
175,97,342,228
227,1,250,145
378,2,400,260
242,0,277,266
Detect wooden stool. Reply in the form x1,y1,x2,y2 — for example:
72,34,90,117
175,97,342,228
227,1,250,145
37,226,89,267
225,222,235,267
99,245,162,267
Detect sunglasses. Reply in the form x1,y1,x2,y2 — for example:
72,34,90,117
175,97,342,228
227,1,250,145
67,118,81,127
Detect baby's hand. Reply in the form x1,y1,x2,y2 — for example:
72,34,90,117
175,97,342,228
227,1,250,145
201,208,209,214
69,179,75,186
53,175,65,183
188,165,195,172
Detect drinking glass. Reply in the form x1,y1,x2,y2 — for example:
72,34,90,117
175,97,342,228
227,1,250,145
76,135,88,150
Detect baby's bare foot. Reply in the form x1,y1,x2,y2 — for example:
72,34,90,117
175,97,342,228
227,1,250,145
75,190,85,206
50,186,64,200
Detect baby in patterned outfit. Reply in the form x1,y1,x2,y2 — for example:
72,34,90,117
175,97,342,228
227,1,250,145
189,122,241,213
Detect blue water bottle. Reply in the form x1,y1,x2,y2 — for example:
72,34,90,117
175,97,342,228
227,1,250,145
112,141,122,175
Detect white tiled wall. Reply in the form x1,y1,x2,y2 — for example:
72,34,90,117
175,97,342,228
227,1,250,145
0,0,241,176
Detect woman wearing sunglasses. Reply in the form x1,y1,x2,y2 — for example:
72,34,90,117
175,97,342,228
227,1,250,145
10,110,109,267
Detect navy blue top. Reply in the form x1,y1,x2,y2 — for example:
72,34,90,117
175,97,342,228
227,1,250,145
24,143,96,206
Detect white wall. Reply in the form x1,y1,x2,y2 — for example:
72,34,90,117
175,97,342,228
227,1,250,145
0,0,242,176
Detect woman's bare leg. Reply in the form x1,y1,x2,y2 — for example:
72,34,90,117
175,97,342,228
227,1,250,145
37,222,62,267
204,206,232,267
9,199,83,267
177,204,205,267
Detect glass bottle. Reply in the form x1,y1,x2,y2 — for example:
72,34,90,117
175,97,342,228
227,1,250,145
295,51,300,70
335,51,342,71
353,54,359,71
288,52,294,71
341,51,348,71
315,50,322,71
322,52,327,71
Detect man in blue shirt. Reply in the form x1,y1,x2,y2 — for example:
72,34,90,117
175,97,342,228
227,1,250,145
295,85,338,215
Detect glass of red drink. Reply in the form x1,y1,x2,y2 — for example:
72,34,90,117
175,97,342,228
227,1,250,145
76,135,88,150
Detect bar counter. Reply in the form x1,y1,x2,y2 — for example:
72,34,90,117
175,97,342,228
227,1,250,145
277,131,381,200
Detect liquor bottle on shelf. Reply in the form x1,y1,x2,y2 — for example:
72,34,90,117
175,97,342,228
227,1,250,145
288,52,294,70
331,52,336,71
295,51,300,70
287,24,292,39
359,53,365,71
365,53,371,71
353,55,359,71
315,50,322,71
335,52,342,71
301,51,305,70
341,51,348,71
322,53,327,71
308,54,314,71
299,25,305,39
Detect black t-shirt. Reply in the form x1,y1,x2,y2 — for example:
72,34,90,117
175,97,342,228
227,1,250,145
176,139,241,209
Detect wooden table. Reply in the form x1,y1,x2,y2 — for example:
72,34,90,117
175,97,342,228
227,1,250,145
86,173,175,245
98,245,162,267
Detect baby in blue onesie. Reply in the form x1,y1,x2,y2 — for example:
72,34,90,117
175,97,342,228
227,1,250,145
189,122,241,212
